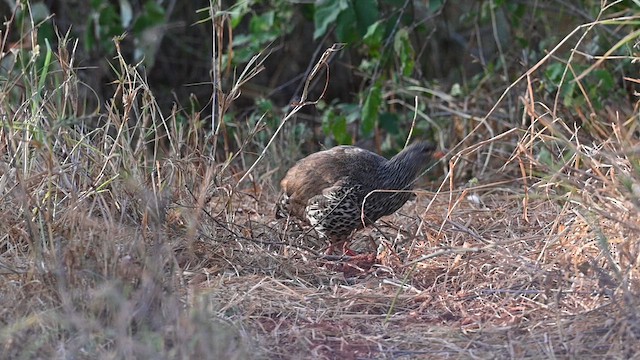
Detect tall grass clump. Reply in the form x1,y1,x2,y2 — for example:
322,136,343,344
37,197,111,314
509,9,640,349
0,5,248,358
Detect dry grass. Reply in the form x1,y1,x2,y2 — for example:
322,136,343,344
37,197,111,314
1,4,640,360
185,185,639,359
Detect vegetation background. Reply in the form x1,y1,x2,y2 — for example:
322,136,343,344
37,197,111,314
1,0,639,358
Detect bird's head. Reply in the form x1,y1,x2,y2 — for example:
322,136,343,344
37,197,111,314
394,141,439,166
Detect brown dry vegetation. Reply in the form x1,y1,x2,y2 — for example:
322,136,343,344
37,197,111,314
2,2,640,360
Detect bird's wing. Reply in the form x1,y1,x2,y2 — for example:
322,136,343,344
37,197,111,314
280,146,379,219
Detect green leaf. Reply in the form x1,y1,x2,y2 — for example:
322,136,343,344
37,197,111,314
379,112,399,134
394,28,414,76
339,103,360,123
335,4,357,43
361,84,382,136
249,11,275,33
545,63,563,82
429,0,445,12
561,81,576,107
37,39,53,94
132,0,166,34
247,11,279,44
353,0,379,36
321,108,352,144
450,83,462,97
314,0,348,39
228,1,251,28
593,69,614,91
363,20,385,48
332,115,351,144
256,98,274,113
232,34,252,47
321,109,334,134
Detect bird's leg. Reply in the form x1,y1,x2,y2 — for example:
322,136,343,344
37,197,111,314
324,243,336,255
341,242,357,256
325,238,357,256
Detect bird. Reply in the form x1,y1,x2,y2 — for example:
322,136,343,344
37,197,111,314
277,141,438,254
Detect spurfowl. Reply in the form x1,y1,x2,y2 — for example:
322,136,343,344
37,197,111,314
277,141,438,254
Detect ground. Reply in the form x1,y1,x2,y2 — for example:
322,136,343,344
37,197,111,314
175,175,639,359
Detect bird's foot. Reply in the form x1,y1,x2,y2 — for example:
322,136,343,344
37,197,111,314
342,243,357,256
324,242,358,256
324,244,336,255
321,253,378,277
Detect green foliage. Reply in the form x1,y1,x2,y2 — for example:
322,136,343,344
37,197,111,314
393,28,414,77
85,0,166,55
310,0,432,146
132,1,166,35
543,63,618,110
314,0,349,40
321,109,350,144
313,0,378,42
361,83,382,137
320,102,360,145
363,20,385,53
378,112,399,134
228,1,295,64
221,0,446,147
86,0,124,54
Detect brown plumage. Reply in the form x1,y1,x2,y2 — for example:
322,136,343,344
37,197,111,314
277,141,438,253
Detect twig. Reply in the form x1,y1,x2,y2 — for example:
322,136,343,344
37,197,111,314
235,43,345,186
